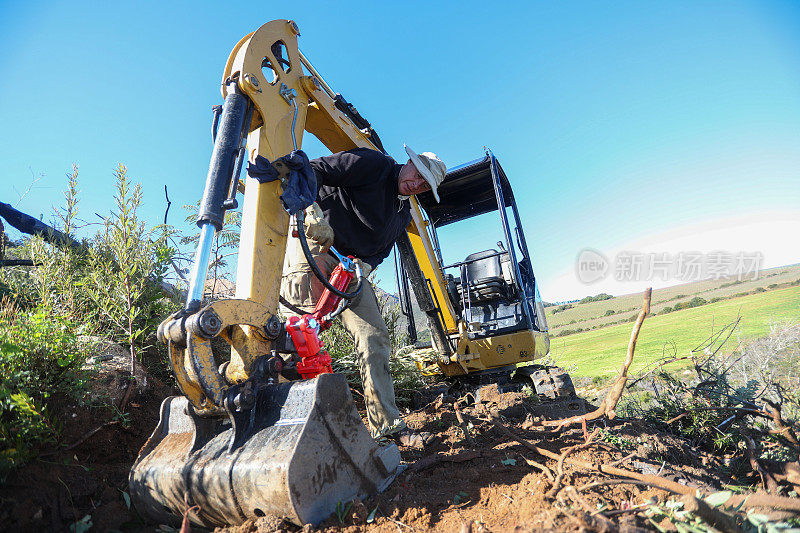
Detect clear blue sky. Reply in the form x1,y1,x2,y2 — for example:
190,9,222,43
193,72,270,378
1,1,799,301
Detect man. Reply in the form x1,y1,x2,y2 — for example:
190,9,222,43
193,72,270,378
281,145,446,447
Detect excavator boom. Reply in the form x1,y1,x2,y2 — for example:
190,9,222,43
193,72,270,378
129,20,402,527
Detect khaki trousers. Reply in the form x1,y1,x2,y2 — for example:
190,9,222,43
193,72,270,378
280,241,405,438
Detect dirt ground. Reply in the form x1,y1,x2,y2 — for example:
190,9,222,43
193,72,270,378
1,366,767,533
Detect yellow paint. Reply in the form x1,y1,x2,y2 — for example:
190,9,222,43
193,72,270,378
406,199,457,332
164,19,553,412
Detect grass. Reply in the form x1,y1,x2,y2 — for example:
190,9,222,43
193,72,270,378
545,264,800,334
548,285,800,378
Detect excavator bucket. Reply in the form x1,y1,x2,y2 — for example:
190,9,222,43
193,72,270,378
129,373,401,527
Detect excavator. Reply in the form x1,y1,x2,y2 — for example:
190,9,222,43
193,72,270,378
130,19,578,528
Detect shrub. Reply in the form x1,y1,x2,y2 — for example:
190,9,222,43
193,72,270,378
621,322,800,458
710,297,723,303
0,306,87,474
671,298,706,311
604,309,615,316
768,284,779,289
753,287,766,293
323,280,424,407
687,296,707,308
579,293,613,304
84,165,173,379
660,306,673,314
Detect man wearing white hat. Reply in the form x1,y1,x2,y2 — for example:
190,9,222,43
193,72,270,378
281,146,446,447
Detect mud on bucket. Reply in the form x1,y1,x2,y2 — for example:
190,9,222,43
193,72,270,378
129,373,401,527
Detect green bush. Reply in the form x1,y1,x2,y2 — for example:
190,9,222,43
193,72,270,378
0,164,178,474
753,287,766,293
85,165,173,360
687,296,707,307
672,297,707,312
660,306,673,314
604,309,615,316
0,308,87,474
579,293,613,304
322,281,424,407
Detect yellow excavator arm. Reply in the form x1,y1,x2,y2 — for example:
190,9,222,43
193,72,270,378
131,19,450,528
193,18,451,400
132,19,552,529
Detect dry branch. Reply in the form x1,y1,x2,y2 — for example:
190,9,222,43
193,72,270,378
41,420,120,456
744,433,779,492
454,401,474,446
546,429,599,498
541,287,652,428
405,450,491,475
487,412,800,513
679,495,742,533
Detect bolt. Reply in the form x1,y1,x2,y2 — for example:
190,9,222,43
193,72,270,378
263,315,281,339
198,310,222,337
233,390,254,412
242,73,262,93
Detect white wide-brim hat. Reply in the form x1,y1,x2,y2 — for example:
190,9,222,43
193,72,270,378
405,144,447,203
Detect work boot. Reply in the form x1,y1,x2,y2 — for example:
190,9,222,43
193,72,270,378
388,429,439,448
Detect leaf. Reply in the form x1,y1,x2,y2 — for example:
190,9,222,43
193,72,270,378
69,515,92,533
501,458,517,466
747,513,770,526
121,490,131,509
366,506,378,523
703,490,732,507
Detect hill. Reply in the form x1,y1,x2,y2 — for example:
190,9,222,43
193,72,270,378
545,263,800,337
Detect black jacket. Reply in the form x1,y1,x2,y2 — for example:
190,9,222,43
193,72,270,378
311,148,411,269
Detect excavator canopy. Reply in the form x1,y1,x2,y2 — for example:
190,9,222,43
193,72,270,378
416,155,515,227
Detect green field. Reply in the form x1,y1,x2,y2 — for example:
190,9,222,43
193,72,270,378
545,264,800,336
548,285,800,378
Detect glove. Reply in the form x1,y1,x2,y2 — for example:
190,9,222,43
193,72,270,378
302,202,334,253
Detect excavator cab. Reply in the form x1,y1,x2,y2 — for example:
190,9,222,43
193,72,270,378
418,153,548,339
395,152,569,400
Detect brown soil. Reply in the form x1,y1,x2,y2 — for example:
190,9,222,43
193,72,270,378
0,374,757,533
0,361,172,533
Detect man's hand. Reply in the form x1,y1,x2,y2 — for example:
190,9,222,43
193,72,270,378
303,202,334,253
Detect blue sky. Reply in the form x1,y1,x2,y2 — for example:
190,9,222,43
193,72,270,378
1,1,799,301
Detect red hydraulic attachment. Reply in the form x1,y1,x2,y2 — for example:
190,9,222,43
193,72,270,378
285,258,355,379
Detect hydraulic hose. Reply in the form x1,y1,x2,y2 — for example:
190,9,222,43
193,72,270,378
295,210,363,300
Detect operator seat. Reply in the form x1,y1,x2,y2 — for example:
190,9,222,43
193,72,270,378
459,249,510,303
